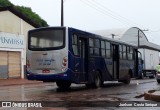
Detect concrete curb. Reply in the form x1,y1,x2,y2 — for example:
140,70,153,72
144,92,160,102
0,79,43,87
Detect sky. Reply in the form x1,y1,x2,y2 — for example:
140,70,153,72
9,0,160,45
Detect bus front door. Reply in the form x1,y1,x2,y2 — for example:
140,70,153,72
79,38,88,83
112,44,119,80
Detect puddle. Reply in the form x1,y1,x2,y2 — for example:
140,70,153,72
135,89,157,99
148,89,156,93
134,94,144,98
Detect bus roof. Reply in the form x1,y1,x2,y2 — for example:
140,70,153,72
29,26,138,49
68,27,138,49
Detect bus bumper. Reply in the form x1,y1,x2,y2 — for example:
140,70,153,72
26,70,71,82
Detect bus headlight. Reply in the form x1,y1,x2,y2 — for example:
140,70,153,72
62,56,68,72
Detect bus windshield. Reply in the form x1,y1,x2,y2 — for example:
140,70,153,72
28,28,65,50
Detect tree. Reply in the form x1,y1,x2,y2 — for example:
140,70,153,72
14,6,48,27
0,0,48,27
0,0,13,7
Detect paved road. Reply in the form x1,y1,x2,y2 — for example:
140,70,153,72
0,78,160,110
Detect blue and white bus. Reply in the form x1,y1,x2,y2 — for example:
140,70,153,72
26,27,138,89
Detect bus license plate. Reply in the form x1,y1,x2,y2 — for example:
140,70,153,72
42,70,50,73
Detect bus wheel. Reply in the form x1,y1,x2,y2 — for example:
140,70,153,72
94,71,103,88
124,73,131,84
56,81,71,89
85,83,93,89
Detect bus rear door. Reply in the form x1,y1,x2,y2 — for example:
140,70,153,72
78,37,88,83
112,44,119,80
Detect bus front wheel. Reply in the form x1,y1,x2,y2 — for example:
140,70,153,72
56,81,71,89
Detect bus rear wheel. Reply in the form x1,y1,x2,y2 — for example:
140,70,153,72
123,73,131,84
56,81,71,89
94,71,103,88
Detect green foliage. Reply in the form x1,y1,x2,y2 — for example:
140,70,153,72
14,6,48,27
0,0,48,27
0,0,13,7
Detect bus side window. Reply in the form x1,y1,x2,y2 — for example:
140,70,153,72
126,46,130,60
94,39,100,56
129,47,133,60
72,34,79,56
106,41,111,58
123,45,126,59
89,38,94,56
101,40,105,57
119,45,123,59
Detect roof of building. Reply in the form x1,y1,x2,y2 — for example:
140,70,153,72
92,27,160,52
91,28,127,39
0,6,40,28
139,41,160,51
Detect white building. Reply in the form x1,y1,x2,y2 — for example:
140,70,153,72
93,27,160,73
0,6,40,79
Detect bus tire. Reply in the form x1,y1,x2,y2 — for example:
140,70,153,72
56,81,71,89
138,72,144,79
123,73,131,84
157,80,160,84
94,71,103,88
85,83,93,88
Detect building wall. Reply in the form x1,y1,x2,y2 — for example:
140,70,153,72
0,10,35,78
121,27,148,46
0,11,21,34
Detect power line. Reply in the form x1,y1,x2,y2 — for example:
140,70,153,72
87,0,134,26
80,0,147,29
91,0,145,29
80,0,131,27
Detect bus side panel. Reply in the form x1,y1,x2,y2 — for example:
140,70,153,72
119,60,134,80
104,58,114,81
68,51,82,83
87,57,113,84
67,28,82,84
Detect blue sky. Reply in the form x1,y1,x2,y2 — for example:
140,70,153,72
9,0,160,45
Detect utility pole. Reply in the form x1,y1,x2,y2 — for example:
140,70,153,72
111,34,115,39
138,29,148,48
111,34,118,39
61,0,64,26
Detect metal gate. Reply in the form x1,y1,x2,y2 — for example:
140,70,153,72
0,51,21,79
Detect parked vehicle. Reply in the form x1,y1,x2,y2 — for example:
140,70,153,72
156,72,160,83
138,49,158,79
26,27,138,89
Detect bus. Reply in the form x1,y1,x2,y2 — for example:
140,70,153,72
26,27,138,89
